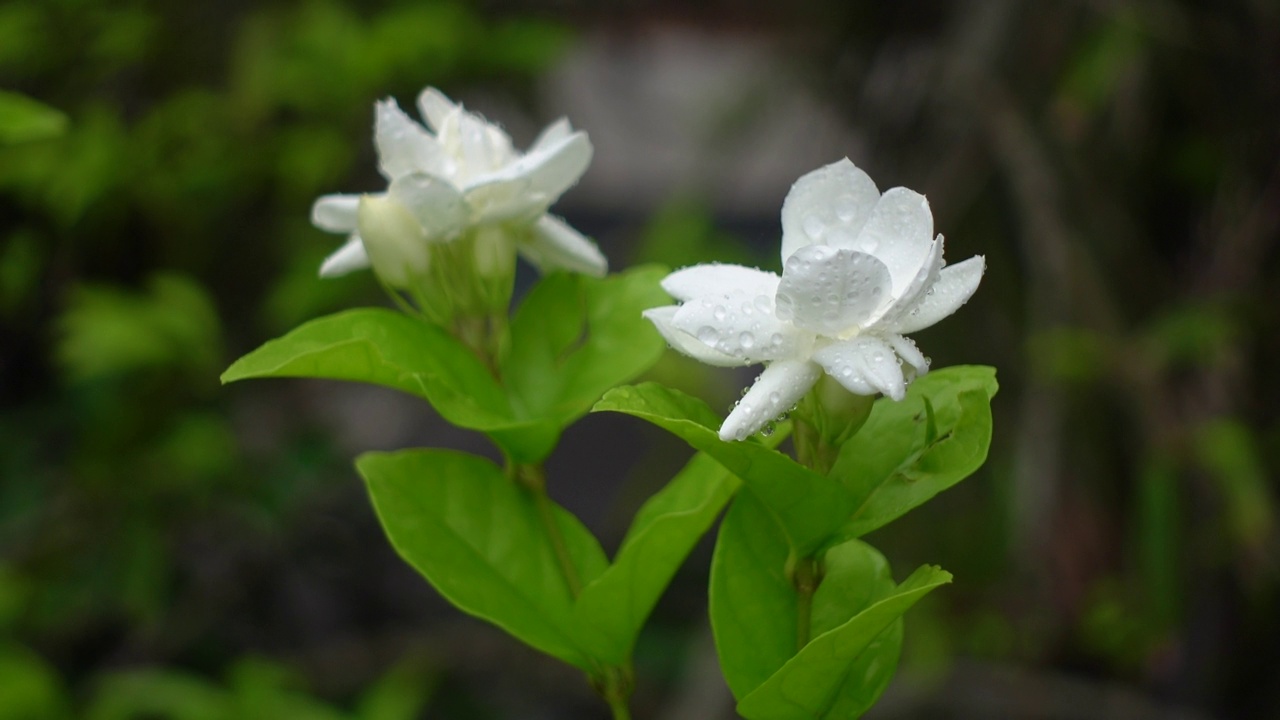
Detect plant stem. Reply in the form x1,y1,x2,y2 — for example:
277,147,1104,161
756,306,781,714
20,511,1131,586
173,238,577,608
790,554,821,651
516,463,582,597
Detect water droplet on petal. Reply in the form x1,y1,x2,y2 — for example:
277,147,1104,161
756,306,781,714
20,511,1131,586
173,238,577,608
754,295,772,313
760,422,776,438
770,333,784,346
739,331,756,349
803,214,826,239
768,391,781,406
713,305,727,322
696,326,718,345
835,194,859,221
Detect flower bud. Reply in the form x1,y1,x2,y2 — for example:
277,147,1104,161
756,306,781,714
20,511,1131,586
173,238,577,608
356,194,429,288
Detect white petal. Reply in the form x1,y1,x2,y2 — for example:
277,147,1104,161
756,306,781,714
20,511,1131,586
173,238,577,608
416,87,456,132
311,194,360,233
720,360,822,441
457,112,514,174
375,99,448,180
867,234,944,329
318,234,370,277
885,333,929,376
812,336,907,401
779,158,879,264
529,117,573,153
890,255,985,335
386,173,467,241
851,187,934,295
775,245,893,336
660,264,779,303
464,131,592,210
463,177,543,224
520,214,607,277
670,290,807,363
643,306,743,367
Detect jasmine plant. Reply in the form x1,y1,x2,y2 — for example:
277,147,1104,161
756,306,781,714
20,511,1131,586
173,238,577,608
224,86,996,719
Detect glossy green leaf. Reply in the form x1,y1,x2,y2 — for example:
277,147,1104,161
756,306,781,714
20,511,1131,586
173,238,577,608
221,308,558,462
574,452,741,664
595,383,855,554
358,449,609,671
736,563,951,719
710,496,909,710
504,265,669,422
831,365,997,538
708,490,803,700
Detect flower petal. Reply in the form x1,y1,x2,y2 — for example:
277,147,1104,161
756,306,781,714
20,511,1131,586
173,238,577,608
643,306,743,367
318,234,370,278
889,255,986,335
529,117,573,154
670,290,807,363
885,333,929,376
416,87,456,132
311,194,360,233
867,234,944,329
375,99,449,180
812,336,908,400
464,131,592,210
779,158,879,264
720,359,822,441
387,173,467,241
457,112,515,175
520,214,607,277
660,264,779,303
849,187,934,296
775,245,893,336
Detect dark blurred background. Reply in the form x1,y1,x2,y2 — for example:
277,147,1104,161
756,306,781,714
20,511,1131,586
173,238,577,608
2,0,1278,718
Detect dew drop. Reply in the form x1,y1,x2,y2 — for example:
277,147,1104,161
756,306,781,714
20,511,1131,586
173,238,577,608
739,331,756,349
840,366,854,378
754,295,773,313
770,333,784,346
768,391,781,406
803,214,826,239
713,305,728,322
760,422,776,438
696,326,718,345
740,301,754,315
835,194,859,221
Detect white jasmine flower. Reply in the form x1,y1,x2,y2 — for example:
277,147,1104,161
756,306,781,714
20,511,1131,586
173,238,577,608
310,87,606,287
644,159,985,441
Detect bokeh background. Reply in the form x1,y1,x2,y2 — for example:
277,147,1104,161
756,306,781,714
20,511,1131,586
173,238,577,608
2,0,1278,718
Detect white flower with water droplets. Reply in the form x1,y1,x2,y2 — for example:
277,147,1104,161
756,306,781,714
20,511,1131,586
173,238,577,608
644,158,985,441
311,87,606,286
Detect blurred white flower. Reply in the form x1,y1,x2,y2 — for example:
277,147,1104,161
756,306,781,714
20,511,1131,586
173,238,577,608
644,158,985,441
311,87,606,288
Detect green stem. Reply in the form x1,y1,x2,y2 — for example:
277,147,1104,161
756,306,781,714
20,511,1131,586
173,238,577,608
790,554,822,651
516,463,582,597
518,464,634,717
596,665,635,720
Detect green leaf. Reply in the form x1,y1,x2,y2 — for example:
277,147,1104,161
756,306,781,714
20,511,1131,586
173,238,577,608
710,496,910,711
708,490,802,700
504,265,669,423
595,383,855,554
831,365,997,538
573,452,741,664
736,564,951,719
358,449,609,671
221,308,558,462
0,90,67,144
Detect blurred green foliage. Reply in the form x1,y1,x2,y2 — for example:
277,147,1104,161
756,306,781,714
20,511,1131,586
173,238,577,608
1,0,574,716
